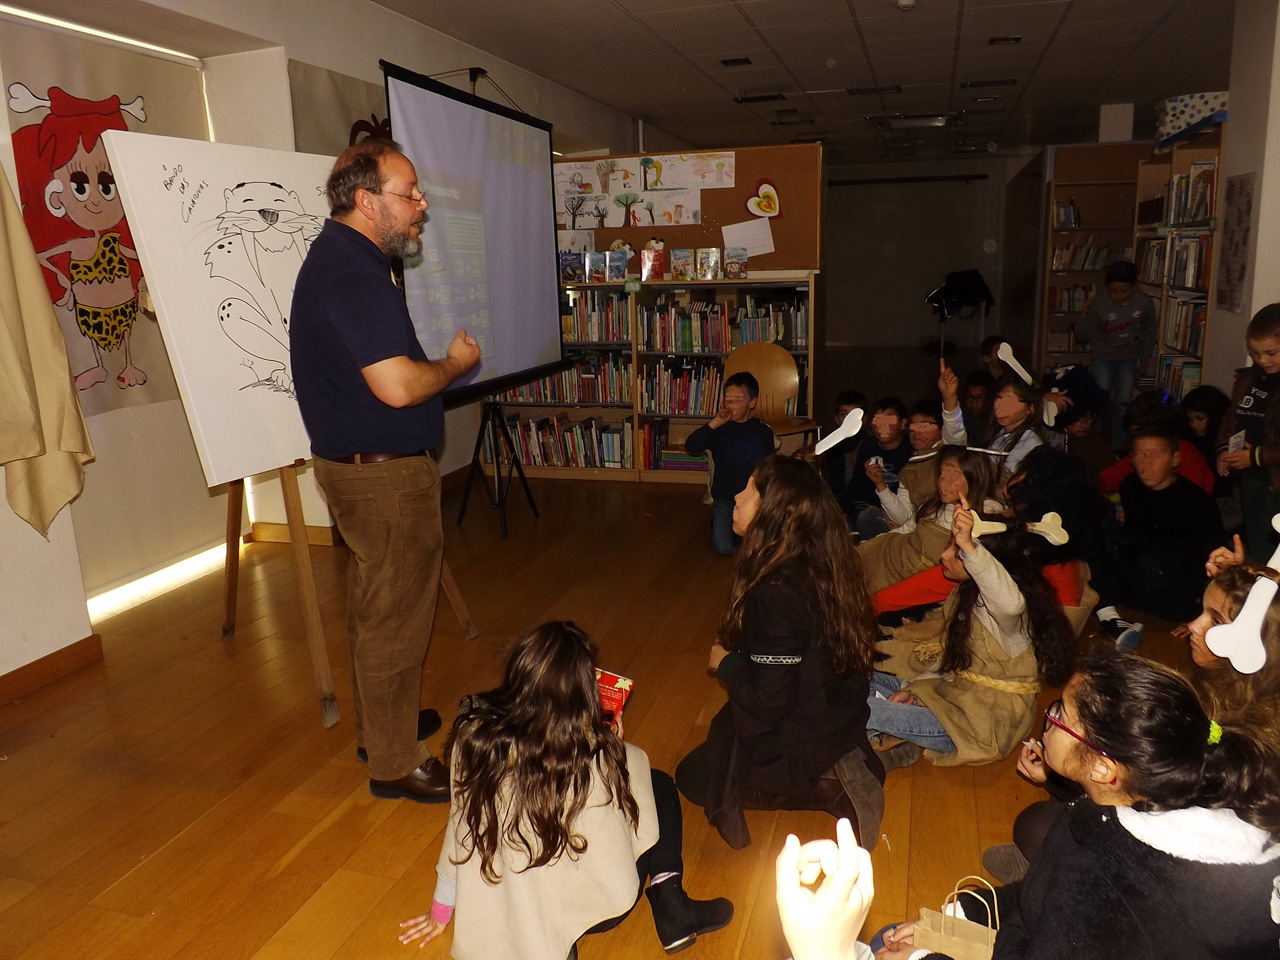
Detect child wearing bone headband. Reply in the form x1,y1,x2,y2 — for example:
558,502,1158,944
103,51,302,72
874,651,1280,960
940,361,1046,480
866,498,1075,769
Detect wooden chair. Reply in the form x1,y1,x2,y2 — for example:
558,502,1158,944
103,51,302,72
722,341,818,445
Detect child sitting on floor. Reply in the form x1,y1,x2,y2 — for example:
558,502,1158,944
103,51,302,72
399,621,732,959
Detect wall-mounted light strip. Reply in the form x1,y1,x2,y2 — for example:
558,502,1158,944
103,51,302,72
87,541,233,621
0,3,201,66
735,92,787,103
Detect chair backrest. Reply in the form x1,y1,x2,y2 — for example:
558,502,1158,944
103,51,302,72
722,341,798,421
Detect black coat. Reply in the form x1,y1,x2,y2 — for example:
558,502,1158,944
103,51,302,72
699,564,878,848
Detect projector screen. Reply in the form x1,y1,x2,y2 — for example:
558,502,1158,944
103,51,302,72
383,61,565,404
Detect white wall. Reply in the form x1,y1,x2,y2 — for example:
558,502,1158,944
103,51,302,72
1205,0,1280,388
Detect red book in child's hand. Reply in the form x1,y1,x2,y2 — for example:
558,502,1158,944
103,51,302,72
595,667,633,731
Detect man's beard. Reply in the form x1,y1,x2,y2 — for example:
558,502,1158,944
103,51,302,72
378,221,422,260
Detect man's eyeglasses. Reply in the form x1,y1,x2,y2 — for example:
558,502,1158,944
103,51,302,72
369,187,426,205
1044,698,1110,758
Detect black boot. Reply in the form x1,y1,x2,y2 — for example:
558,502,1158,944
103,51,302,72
645,878,734,954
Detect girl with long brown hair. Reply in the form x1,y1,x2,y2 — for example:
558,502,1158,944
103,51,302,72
399,621,731,959
675,455,883,850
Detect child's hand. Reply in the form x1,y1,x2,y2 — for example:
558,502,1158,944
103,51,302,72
887,688,917,705
708,642,730,673
775,818,874,960
952,494,977,554
1206,534,1245,576
938,359,959,404
1044,391,1072,412
1171,623,1192,639
709,401,731,428
399,913,447,947
865,459,886,492
1016,738,1048,784
1218,444,1253,474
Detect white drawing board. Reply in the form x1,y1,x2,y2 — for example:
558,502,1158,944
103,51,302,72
102,130,334,487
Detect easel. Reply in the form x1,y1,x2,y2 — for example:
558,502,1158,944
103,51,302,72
457,399,538,538
220,460,479,730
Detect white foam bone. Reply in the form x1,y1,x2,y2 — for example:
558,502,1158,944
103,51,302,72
970,516,1008,539
1027,511,1069,545
816,407,864,456
1206,579,1272,675
997,342,1035,386
1043,389,1060,427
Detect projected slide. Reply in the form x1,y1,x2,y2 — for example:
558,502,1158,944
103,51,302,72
386,64,563,401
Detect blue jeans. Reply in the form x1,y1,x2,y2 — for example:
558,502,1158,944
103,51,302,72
1089,357,1137,451
855,507,891,542
711,497,738,555
866,671,956,753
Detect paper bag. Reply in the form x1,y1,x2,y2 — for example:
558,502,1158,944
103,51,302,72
912,875,999,960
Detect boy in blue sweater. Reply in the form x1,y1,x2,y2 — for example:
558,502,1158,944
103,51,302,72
685,372,775,554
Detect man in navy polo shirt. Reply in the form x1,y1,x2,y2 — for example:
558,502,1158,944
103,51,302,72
292,141,479,803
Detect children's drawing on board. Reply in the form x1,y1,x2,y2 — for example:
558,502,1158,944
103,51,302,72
203,181,324,396
9,83,160,398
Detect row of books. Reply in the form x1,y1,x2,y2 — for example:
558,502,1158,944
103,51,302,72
563,289,630,343
1161,296,1207,358
1053,197,1081,228
1046,283,1096,313
1136,237,1167,285
1168,161,1217,225
493,412,635,469
560,250,627,284
638,300,732,353
1049,237,1129,272
1169,233,1213,290
640,417,669,469
1044,329,1080,353
637,360,723,417
497,355,633,406
744,296,809,348
656,448,708,472
1158,355,1202,399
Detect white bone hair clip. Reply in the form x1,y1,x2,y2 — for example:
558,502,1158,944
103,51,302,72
1205,517,1280,675
815,407,863,456
969,511,1069,545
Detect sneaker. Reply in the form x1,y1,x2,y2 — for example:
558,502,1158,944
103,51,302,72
1098,617,1144,652
981,843,1030,884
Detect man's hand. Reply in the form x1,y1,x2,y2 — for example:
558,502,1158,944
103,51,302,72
775,818,874,960
938,359,959,410
446,328,481,373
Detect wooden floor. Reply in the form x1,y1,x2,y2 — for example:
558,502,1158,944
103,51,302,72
0,478,1190,960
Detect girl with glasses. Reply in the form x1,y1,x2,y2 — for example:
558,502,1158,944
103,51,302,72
874,651,1280,959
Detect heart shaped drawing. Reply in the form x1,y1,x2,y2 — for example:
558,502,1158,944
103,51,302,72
746,181,780,217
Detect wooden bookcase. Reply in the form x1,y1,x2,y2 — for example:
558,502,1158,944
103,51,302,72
1038,142,1153,372
487,274,817,485
1134,127,1222,398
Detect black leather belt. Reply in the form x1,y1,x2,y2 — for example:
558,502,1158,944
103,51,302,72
331,451,428,464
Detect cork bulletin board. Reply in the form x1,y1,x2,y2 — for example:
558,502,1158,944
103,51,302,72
554,143,822,271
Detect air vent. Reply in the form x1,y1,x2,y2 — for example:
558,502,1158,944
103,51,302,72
735,92,787,103
960,78,1018,89
988,36,1022,45
721,57,753,66
848,84,903,95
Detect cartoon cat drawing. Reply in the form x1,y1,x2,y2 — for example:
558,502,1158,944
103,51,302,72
204,181,323,395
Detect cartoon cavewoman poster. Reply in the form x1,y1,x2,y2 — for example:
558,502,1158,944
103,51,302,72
8,81,178,413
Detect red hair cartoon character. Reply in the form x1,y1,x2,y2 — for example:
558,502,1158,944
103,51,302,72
9,82,151,391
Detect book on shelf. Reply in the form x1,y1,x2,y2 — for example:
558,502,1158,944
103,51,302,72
1169,233,1212,290
1044,329,1079,353
496,353,633,405
696,247,721,280
1161,296,1207,357
1136,194,1166,227
490,412,634,469
1046,282,1096,314
657,447,708,472
641,247,665,281
638,358,722,417
641,417,670,469
1169,160,1217,225
605,250,627,282
670,248,695,281
564,288,630,343
724,247,748,279
1136,237,1167,285
1053,197,1079,228
587,251,608,283
1049,235,1124,271
734,294,810,349
560,250,585,283
1158,355,1202,399
638,298,731,353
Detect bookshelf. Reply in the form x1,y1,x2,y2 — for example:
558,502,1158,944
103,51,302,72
1038,142,1152,371
1137,128,1222,399
487,274,817,485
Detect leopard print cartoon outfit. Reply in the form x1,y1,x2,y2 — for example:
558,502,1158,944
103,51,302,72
68,232,138,351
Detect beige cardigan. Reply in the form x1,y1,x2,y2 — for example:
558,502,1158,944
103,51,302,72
0,169,92,535
438,741,660,960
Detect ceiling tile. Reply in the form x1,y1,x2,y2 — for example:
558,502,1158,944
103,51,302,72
736,0,852,27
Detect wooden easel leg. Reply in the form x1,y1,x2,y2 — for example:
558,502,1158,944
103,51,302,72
440,559,478,639
221,478,244,640
280,461,340,729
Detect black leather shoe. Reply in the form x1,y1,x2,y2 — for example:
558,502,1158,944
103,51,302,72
356,709,443,763
369,756,450,803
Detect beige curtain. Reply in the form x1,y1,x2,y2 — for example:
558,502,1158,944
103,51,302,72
289,59,388,156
